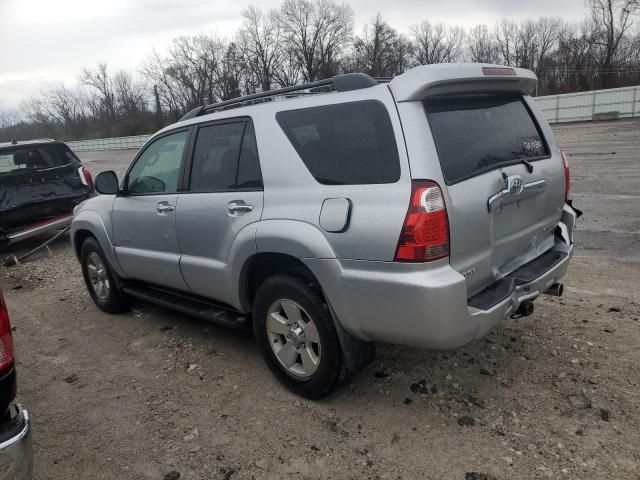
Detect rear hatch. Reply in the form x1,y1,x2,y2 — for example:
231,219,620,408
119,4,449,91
0,142,92,230
391,65,565,297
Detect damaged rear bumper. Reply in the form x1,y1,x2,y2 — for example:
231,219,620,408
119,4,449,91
0,405,33,480
1,213,73,245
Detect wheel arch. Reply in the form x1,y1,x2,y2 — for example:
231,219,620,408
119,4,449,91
71,211,124,277
242,251,376,376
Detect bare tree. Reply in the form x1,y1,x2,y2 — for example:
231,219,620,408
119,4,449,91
533,18,564,75
411,21,465,64
240,6,282,91
5,0,640,144
353,14,411,77
468,24,501,63
588,0,640,86
218,42,245,100
277,0,354,81
142,35,226,115
81,63,116,119
494,20,536,68
273,48,302,86
142,49,183,118
113,71,147,117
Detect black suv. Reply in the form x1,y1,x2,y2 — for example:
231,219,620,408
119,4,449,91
0,139,93,245
0,288,32,479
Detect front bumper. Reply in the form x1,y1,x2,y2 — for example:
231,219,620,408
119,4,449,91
0,405,33,480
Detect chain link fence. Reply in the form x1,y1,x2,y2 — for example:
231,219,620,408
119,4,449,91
66,134,151,152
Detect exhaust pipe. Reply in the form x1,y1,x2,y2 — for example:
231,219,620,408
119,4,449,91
545,283,564,297
512,300,534,318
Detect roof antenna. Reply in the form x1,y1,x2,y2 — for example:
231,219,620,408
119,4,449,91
11,138,17,145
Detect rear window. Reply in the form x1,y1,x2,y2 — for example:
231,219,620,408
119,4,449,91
424,93,549,184
0,143,78,174
276,100,400,185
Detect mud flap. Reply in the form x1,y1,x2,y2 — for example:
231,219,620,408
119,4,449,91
325,299,376,373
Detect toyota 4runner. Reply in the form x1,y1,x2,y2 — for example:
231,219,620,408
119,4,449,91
72,63,579,399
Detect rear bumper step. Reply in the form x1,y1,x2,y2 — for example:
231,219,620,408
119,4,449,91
468,250,568,311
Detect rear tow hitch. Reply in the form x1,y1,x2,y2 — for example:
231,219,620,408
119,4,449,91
512,300,534,318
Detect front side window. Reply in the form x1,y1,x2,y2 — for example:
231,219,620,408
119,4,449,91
276,100,401,185
424,93,549,184
127,130,188,194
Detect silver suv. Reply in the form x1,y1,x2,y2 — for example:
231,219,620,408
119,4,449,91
71,63,579,399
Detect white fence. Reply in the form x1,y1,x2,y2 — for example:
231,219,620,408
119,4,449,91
66,86,640,153
535,85,640,123
66,134,151,152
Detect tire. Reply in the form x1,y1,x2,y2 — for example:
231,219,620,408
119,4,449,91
80,237,129,314
253,275,349,399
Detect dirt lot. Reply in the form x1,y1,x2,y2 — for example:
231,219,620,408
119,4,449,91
1,120,639,480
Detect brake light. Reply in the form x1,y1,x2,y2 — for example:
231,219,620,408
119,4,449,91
79,166,94,190
395,181,449,262
482,67,516,76
561,151,571,201
0,291,14,374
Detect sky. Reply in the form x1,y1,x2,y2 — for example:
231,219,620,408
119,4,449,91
0,0,587,110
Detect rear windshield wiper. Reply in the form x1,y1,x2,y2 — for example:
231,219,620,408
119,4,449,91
520,158,534,173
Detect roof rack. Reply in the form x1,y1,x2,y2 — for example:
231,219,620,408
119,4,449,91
179,73,381,122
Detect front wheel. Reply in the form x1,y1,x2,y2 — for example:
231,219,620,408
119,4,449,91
253,275,349,399
80,237,129,313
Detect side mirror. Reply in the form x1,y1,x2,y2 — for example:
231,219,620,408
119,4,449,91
94,170,119,195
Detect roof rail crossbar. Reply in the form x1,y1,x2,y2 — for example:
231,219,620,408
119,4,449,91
179,73,378,122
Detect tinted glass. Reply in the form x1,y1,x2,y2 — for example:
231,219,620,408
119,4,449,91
236,122,262,189
276,100,400,185
190,122,244,191
424,93,548,184
0,143,78,174
128,130,188,194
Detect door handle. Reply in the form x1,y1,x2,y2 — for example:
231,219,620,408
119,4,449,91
156,202,174,214
227,201,253,216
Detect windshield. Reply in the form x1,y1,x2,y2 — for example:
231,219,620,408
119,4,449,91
424,93,549,184
0,143,79,174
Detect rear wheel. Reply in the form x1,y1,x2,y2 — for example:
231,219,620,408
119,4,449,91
80,237,129,313
253,275,348,399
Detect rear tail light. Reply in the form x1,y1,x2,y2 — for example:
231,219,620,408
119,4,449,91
561,150,571,201
0,291,14,374
79,166,94,190
395,180,449,262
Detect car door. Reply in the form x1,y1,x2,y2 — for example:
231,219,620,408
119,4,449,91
176,119,264,303
112,128,191,291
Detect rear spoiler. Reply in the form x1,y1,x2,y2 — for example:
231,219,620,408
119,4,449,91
389,63,538,101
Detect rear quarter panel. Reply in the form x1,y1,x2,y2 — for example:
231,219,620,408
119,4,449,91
252,86,412,261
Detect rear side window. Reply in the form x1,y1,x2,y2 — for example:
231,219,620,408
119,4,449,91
236,122,263,189
0,143,78,174
276,100,400,185
424,93,549,184
189,120,263,192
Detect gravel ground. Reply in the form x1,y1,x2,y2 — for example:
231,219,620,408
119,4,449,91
1,119,639,480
